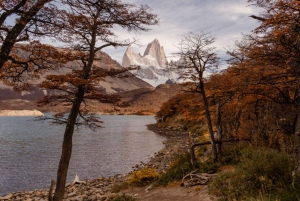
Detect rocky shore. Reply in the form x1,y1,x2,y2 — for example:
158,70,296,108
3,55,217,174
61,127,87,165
0,124,190,201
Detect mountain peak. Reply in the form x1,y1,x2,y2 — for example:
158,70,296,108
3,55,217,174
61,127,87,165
143,39,166,67
126,45,132,53
121,39,175,87
122,39,166,68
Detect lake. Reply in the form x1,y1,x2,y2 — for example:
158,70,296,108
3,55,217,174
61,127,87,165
0,115,164,196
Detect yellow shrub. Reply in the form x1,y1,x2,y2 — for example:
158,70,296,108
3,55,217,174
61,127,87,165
128,167,160,187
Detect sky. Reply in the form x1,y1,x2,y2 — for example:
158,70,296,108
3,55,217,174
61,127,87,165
101,0,261,67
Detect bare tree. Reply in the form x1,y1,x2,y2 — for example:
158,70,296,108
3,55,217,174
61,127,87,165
172,32,220,162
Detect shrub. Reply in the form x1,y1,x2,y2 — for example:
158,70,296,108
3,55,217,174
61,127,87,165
189,124,206,135
111,182,129,193
112,193,137,201
209,146,297,200
155,152,194,186
127,167,160,187
154,151,219,187
238,147,294,187
219,142,249,165
198,159,218,174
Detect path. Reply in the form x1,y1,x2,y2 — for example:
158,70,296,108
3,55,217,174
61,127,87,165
122,184,215,201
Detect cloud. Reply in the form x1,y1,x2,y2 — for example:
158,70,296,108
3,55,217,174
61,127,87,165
39,0,260,67
102,0,261,67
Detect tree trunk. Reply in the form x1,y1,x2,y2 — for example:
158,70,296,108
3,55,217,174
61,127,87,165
188,132,196,166
53,26,96,200
216,102,222,155
48,180,55,201
199,83,217,162
53,91,84,201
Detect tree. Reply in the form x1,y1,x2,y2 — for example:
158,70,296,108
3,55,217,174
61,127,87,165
171,32,220,162
247,0,300,78
223,38,300,146
0,0,70,91
213,0,300,147
0,0,60,69
36,1,158,200
246,0,300,171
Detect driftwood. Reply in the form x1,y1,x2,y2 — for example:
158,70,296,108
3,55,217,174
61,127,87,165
181,169,217,187
48,180,56,201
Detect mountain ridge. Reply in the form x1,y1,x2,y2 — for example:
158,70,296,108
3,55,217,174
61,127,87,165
122,39,176,87
0,46,152,102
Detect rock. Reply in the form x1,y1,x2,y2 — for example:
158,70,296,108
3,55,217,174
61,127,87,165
122,39,177,86
144,39,167,68
122,40,166,68
68,192,76,197
1,194,13,200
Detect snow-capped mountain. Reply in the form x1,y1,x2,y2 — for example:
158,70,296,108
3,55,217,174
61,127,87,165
122,39,177,86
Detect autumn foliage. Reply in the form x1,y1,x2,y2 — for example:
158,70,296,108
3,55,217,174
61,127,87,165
157,0,300,153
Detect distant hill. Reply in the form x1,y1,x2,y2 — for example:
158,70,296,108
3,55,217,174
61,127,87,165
0,83,183,115
87,83,183,115
0,46,152,109
0,45,181,114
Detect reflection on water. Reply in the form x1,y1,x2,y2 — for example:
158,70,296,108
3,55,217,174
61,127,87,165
0,115,164,195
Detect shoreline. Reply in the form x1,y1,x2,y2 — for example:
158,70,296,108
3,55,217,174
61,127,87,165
0,124,189,200
0,109,44,116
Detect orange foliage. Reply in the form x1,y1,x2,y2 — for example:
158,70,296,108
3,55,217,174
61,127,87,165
156,91,205,125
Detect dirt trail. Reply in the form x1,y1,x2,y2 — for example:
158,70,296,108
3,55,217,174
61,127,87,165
122,185,215,201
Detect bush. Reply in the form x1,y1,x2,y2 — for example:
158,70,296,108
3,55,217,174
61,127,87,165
111,182,129,193
219,142,249,165
209,146,298,200
112,193,137,201
127,167,160,187
155,152,194,186
154,151,219,187
238,147,294,186
189,124,206,135
198,159,218,174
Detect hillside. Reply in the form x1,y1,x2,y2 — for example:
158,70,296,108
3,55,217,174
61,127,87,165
99,83,183,115
0,45,155,111
0,83,182,115
38,83,183,114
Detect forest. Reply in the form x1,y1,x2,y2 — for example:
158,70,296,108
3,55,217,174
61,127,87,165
154,0,300,200
1,0,300,200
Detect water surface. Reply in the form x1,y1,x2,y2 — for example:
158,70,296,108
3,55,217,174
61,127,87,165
0,115,164,195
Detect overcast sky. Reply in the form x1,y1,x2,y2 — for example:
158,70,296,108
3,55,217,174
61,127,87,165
101,0,261,67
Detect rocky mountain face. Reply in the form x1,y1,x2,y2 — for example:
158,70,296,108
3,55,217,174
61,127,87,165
0,46,152,110
122,39,177,86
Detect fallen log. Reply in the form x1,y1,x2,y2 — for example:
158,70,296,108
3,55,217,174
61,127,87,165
192,138,251,149
181,169,217,187
189,138,251,165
